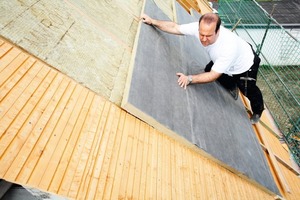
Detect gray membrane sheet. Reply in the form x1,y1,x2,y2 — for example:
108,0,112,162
122,0,279,194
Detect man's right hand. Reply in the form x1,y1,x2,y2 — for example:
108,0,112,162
141,14,153,25
140,13,182,35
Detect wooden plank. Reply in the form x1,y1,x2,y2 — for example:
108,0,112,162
254,122,291,193
0,47,21,73
178,146,185,199
223,170,238,200
156,131,162,199
132,119,145,198
219,166,235,200
125,118,140,198
181,147,191,199
29,82,83,190
85,103,119,200
94,105,122,199
260,143,300,176
181,0,201,12
188,151,197,199
275,155,300,176
183,148,195,199
67,95,106,199
199,156,209,199
195,0,212,14
26,80,77,186
3,69,58,181
236,174,247,198
0,61,43,123
38,85,88,190
0,56,36,101
167,137,172,199
0,66,50,175
192,153,203,199
15,74,69,183
48,91,94,194
170,140,177,200
57,93,98,197
144,126,154,199
0,52,29,86
137,122,150,199
79,101,113,200
211,160,224,199
0,59,40,135
177,0,192,13
175,144,184,199
77,97,110,199
0,39,4,46
117,113,136,198
109,113,133,200
0,42,13,58
204,158,216,199
163,135,171,199
150,128,158,199
101,110,126,199
161,134,171,200
226,169,240,198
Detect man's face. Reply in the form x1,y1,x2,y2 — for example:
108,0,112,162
198,21,219,47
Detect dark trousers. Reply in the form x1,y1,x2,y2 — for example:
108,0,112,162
205,52,264,115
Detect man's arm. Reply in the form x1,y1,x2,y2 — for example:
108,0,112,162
177,71,222,89
141,14,182,35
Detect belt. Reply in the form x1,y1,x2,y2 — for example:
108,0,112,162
240,70,256,96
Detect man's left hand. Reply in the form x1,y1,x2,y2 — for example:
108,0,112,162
176,73,189,89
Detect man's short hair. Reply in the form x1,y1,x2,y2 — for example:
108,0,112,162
199,13,221,33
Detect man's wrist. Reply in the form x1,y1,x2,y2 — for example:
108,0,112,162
151,19,157,26
187,75,193,85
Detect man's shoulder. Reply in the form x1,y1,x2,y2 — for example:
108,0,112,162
219,26,239,44
220,26,233,35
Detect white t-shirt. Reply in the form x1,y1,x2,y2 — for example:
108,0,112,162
179,22,254,75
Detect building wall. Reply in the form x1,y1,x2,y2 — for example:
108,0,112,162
235,29,300,66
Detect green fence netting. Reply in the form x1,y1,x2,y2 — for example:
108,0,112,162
217,0,300,166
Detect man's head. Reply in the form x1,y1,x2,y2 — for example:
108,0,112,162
198,13,221,46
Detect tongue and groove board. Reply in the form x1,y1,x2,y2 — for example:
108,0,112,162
122,0,279,195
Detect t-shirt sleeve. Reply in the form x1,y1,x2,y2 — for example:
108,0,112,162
179,22,199,37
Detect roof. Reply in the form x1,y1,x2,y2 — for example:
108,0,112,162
215,0,300,29
257,0,300,26
1,0,300,199
0,38,279,199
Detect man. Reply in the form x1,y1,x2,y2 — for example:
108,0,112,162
141,13,264,124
